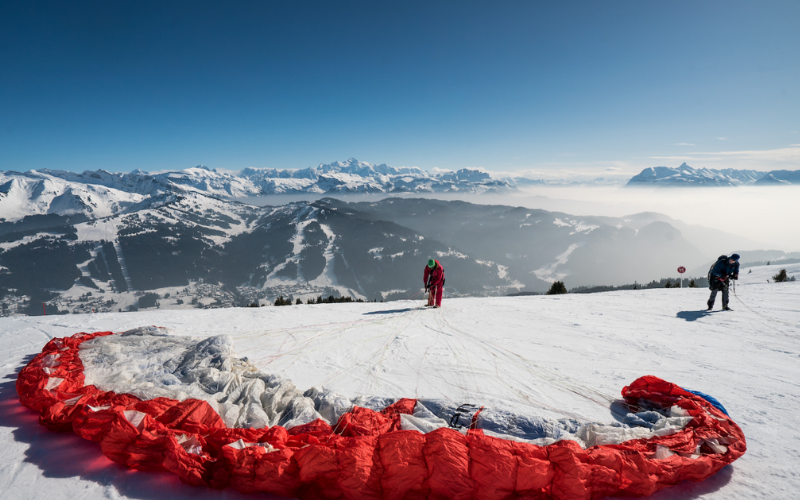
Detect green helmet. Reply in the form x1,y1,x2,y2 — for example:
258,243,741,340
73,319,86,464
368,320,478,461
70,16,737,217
427,259,436,268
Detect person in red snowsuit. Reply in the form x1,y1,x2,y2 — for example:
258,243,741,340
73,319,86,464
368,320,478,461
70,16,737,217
423,259,445,307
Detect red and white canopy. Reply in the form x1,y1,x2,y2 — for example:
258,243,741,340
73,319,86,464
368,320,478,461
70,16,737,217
17,327,746,499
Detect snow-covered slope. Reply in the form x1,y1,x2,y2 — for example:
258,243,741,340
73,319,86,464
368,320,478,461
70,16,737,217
239,158,512,194
738,262,800,284
753,169,800,185
0,170,148,221
1,270,798,499
1,159,514,223
626,163,767,187
1,193,525,316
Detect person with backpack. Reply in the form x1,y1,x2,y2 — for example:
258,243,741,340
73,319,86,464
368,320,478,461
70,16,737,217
423,258,445,308
707,253,740,311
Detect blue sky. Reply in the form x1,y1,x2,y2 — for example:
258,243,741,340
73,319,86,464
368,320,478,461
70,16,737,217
1,1,798,175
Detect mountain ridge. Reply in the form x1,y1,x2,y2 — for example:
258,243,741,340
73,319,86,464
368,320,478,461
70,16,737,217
5,158,796,222
626,162,800,187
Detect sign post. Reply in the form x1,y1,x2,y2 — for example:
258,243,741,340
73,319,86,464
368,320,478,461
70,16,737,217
677,266,686,288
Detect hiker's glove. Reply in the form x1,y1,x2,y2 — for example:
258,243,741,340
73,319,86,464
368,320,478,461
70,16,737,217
732,274,738,280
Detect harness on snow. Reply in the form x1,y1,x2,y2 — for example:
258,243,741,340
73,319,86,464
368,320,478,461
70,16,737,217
448,403,484,430
425,267,444,291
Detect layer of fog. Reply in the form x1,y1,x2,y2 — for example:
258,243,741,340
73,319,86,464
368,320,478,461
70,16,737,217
235,185,800,252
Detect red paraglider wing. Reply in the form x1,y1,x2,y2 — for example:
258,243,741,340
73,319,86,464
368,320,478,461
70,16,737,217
17,331,746,500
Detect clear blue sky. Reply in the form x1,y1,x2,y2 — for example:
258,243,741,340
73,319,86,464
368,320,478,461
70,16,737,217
1,1,798,174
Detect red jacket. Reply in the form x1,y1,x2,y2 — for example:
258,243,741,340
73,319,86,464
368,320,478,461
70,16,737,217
423,260,445,289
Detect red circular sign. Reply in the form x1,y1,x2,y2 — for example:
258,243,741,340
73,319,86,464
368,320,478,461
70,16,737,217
677,266,686,274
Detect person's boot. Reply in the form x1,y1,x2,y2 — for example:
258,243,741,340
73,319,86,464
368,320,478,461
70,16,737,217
707,302,714,311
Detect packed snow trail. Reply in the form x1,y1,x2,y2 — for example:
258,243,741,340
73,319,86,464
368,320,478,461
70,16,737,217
1,270,799,499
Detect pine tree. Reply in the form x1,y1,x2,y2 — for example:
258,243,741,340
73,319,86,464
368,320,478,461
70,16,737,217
772,269,788,282
689,279,697,288
295,298,303,305
546,281,567,295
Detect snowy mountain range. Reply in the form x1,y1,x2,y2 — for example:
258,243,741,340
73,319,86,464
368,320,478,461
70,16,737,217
0,183,757,317
5,158,794,226
0,159,513,210
626,162,800,187
1,158,791,316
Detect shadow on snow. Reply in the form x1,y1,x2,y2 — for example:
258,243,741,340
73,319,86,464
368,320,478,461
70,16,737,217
676,310,720,322
363,307,420,315
0,356,288,500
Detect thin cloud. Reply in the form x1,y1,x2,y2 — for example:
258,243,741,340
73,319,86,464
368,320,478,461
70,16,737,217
646,146,800,171
674,143,695,146
717,137,729,141
498,160,640,181
691,147,800,161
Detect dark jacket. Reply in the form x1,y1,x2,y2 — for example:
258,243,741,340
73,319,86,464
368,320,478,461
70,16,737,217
708,255,739,289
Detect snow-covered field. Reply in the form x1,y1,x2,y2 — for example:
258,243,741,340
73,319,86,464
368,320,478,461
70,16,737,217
1,264,798,499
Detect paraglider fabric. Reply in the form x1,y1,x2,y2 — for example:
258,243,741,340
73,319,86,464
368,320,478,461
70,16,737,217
683,389,730,416
17,330,746,500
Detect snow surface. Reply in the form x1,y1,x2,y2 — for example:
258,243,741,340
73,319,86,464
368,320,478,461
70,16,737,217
1,268,799,499
0,171,147,221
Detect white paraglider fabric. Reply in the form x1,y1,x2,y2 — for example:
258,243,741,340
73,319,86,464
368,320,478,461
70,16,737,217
80,327,692,447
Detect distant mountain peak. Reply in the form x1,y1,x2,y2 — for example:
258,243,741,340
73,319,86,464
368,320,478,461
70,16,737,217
625,163,780,187
0,160,520,222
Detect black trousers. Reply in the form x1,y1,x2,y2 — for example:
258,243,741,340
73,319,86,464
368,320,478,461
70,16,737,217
707,280,729,308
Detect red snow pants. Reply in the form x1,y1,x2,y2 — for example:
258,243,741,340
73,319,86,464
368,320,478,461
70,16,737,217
427,285,443,307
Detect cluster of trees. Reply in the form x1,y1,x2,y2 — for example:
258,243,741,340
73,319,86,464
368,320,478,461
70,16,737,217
86,241,128,292
533,269,797,296
522,275,710,297
138,292,161,308
772,269,796,283
663,279,698,288
270,295,368,306
546,281,567,295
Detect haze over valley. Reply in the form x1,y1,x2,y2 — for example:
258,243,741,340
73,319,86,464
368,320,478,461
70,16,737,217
1,161,797,316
